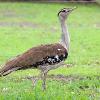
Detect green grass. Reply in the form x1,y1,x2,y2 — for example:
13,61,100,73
0,2,100,100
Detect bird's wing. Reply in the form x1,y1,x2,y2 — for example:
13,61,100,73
0,43,68,75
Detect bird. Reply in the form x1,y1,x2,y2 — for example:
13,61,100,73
0,7,76,90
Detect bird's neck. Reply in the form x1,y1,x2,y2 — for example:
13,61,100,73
60,20,70,52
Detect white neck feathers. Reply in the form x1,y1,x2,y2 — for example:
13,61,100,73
59,20,70,52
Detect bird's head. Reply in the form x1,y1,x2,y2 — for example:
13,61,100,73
58,7,76,21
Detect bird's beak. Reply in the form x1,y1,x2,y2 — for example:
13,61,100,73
69,7,77,12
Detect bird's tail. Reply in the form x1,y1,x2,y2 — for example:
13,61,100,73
0,64,19,77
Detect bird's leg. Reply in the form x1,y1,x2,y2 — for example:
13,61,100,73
41,71,48,91
31,77,38,88
31,71,42,88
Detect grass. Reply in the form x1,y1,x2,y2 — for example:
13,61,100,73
0,2,100,100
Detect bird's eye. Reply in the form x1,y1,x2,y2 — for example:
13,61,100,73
62,10,66,12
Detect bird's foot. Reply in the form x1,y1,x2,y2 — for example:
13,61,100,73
31,78,38,88
42,81,46,91
42,84,46,91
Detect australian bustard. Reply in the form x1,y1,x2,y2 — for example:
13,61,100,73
0,7,76,90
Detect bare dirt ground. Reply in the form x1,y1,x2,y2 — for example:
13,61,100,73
26,74,100,84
